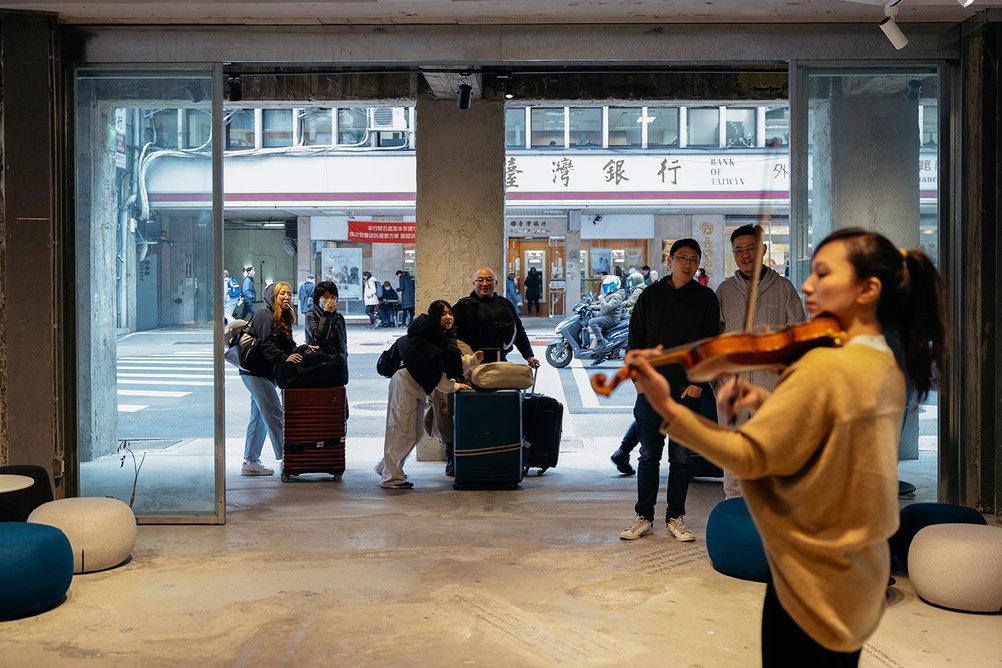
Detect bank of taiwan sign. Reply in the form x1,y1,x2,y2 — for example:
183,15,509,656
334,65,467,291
347,221,417,243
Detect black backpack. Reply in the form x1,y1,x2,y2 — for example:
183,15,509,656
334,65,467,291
223,319,257,371
376,338,404,378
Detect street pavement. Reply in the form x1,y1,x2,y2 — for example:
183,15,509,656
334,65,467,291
113,317,639,456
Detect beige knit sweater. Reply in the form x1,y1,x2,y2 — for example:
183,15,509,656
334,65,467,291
664,339,904,652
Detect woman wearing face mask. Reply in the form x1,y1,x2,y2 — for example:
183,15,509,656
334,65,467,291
378,300,480,489
626,228,946,666
240,281,302,476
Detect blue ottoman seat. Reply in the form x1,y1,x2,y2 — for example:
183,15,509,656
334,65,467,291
0,522,74,621
705,497,771,583
889,502,988,573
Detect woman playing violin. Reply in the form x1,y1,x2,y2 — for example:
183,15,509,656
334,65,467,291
627,228,946,666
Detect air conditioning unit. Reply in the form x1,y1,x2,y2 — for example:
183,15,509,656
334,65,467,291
369,107,408,131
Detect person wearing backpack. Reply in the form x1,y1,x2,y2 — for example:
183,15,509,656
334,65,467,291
239,281,303,476
377,300,479,489
223,270,241,324
234,265,257,321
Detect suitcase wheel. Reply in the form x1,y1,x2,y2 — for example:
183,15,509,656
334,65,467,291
332,473,342,482
536,467,549,476
281,472,291,482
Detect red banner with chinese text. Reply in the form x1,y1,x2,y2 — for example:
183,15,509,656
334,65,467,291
347,221,416,244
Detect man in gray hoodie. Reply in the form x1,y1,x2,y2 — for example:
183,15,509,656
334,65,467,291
716,224,806,498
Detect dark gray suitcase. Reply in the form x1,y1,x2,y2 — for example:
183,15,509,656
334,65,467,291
453,389,523,489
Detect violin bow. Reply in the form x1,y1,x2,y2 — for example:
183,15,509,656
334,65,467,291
726,146,776,423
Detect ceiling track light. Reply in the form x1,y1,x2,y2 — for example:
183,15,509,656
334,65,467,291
497,74,515,100
879,1,908,51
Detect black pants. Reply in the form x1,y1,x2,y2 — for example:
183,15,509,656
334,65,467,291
761,582,861,667
526,297,540,314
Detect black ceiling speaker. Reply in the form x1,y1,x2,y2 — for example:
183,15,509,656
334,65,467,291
457,83,473,110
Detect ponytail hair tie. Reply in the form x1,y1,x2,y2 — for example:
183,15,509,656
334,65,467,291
899,248,909,260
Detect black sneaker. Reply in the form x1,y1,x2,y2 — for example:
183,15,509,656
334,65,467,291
611,448,635,476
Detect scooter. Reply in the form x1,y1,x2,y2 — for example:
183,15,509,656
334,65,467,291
544,296,630,368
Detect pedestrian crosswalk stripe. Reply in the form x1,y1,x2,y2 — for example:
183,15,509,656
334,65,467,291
117,379,213,386
117,389,191,398
116,373,214,379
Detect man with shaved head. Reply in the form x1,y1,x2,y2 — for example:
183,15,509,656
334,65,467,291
453,266,539,368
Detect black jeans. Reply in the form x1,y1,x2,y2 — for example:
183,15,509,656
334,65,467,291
762,582,861,667
526,297,540,315
633,393,699,523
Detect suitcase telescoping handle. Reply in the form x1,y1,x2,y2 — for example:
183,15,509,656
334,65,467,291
528,366,538,396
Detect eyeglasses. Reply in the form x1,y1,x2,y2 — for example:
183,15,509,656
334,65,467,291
671,255,700,265
474,277,495,284
733,245,759,256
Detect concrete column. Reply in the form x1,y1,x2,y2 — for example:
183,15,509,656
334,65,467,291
297,215,311,283
564,211,582,311
0,15,61,477
413,92,504,461
810,79,921,460
414,93,505,313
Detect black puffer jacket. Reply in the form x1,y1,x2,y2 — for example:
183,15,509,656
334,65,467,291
243,283,297,380
452,292,533,361
398,314,463,396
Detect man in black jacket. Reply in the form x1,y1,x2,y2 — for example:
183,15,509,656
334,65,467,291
453,267,540,368
619,239,720,544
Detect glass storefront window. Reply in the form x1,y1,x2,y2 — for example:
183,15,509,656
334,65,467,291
921,104,938,148
531,107,565,148
337,108,369,145
226,109,255,150
150,109,178,149
262,109,293,148
569,107,602,148
726,108,757,148
505,107,527,148
185,109,211,149
648,107,680,147
300,107,333,145
765,106,790,147
608,107,642,147
76,70,221,521
801,68,940,503
687,107,720,147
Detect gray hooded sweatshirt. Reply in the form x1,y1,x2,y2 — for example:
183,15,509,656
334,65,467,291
715,266,806,392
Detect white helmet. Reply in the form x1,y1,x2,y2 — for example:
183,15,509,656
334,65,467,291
601,274,622,295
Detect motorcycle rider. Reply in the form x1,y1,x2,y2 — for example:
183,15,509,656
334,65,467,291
621,271,646,315
589,274,626,349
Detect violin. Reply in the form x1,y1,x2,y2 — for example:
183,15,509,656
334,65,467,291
590,316,845,396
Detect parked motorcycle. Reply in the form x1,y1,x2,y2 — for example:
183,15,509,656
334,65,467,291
544,295,630,368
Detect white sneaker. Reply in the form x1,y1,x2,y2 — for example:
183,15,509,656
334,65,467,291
620,516,654,540
241,460,274,476
667,516,695,542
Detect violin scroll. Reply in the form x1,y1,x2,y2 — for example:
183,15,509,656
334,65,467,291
590,366,635,396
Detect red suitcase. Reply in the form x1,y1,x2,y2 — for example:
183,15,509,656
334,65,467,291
281,387,347,482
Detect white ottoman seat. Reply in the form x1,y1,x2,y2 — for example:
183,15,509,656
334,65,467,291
908,523,1002,613
28,497,136,574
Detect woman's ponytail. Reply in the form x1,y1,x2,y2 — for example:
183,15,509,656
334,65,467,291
898,249,947,401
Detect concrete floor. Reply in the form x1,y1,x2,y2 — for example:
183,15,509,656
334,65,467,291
3,441,1000,667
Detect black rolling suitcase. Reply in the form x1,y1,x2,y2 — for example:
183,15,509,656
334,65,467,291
521,371,563,475
453,389,523,489
281,387,348,482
